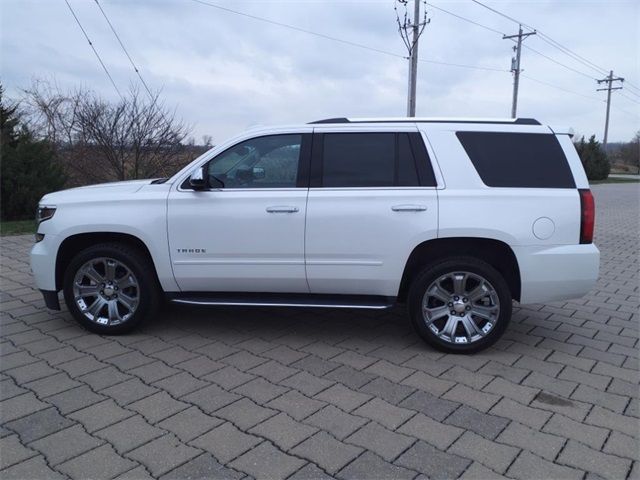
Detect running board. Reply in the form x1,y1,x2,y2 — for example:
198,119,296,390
169,292,396,310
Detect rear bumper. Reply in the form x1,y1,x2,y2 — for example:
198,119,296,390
514,243,600,304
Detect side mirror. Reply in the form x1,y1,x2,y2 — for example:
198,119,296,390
252,167,265,180
189,166,208,190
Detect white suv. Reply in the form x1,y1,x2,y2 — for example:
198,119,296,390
30,117,600,353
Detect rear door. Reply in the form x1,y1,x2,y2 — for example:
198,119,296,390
305,126,439,297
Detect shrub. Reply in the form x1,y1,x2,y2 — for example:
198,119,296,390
575,135,610,181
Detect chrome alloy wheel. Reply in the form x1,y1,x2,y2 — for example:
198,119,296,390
421,271,500,344
72,257,139,326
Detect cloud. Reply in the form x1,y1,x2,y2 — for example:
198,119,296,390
1,0,638,142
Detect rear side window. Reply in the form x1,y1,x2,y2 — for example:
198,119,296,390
456,132,575,188
318,132,436,187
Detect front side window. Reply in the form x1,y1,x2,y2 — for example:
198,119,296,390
320,132,430,187
207,134,302,188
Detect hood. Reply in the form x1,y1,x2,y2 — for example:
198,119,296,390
40,179,154,205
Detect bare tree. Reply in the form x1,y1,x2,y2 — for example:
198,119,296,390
22,81,191,185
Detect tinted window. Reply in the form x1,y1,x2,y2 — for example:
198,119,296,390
208,135,301,188
456,132,575,188
321,133,425,187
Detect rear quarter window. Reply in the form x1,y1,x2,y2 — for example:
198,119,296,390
456,131,576,188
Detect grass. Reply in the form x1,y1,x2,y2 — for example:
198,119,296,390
590,177,640,184
0,220,36,236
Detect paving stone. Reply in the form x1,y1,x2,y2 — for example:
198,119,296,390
5,360,60,384
267,390,326,420
126,433,201,477
230,441,306,479
128,361,180,383
460,461,508,479
100,378,159,406
1,392,49,422
95,415,164,454
262,345,309,365
359,376,416,405
28,424,103,466
202,365,255,390
281,371,335,396
346,422,415,461
4,407,75,443
482,377,540,404
331,350,377,370
305,405,368,440
157,406,223,442
289,463,334,480
314,383,372,412
0,434,38,469
444,406,509,440
399,390,460,421
46,384,107,414
24,371,82,398
353,397,415,430
216,397,277,429
395,440,471,479
67,399,135,433
128,391,190,423
57,444,137,479
151,346,200,366
77,366,133,391
181,384,240,413
292,355,341,376
490,397,552,429
0,454,66,480
398,413,464,451
507,451,584,480
151,371,209,397
449,431,520,474
338,451,417,480
249,412,318,450
160,453,244,480
175,355,225,377
443,383,501,412
440,366,495,390
478,361,530,384
248,360,298,383
363,359,414,382
571,384,629,413
603,431,638,460
400,370,456,396
232,377,289,404
530,391,591,422
324,365,376,389
0,378,27,401
497,421,564,461
190,422,262,464
57,356,109,378
558,440,632,480
291,431,363,474
585,405,638,437
107,351,155,371
522,372,578,398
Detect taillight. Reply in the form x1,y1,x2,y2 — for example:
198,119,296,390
579,189,595,244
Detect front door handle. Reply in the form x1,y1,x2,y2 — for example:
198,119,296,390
391,205,427,212
266,206,299,213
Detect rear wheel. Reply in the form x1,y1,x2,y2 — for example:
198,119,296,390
63,243,159,334
408,257,511,353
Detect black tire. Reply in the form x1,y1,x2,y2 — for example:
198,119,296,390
408,256,511,354
63,243,160,334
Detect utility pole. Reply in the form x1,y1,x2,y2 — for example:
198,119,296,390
503,25,536,118
597,70,624,148
395,0,429,117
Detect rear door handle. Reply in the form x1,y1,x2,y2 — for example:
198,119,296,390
391,205,427,212
266,206,299,213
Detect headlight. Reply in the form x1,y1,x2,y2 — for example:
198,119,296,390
36,205,57,225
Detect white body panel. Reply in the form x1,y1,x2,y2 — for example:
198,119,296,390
30,117,599,309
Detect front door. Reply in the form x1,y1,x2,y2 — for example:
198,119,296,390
168,132,311,292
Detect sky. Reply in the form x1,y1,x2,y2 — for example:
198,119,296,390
1,0,639,144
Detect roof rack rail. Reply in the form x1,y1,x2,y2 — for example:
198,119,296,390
309,118,541,126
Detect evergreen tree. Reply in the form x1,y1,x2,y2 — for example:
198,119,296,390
1,85,66,221
575,135,610,181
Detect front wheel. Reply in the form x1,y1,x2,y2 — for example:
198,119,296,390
408,257,512,354
63,243,160,334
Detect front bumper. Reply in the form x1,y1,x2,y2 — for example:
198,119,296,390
514,243,600,304
30,233,59,293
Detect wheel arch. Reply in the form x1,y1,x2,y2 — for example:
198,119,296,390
55,232,158,291
398,237,521,302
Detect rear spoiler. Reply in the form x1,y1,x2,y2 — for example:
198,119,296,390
549,125,575,138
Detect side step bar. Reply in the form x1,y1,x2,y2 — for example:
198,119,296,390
169,292,396,310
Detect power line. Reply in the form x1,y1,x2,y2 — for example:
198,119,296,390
93,0,155,101
521,74,605,103
470,0,610,77
188,0,506,73
426,2,598,81
63,0,123,99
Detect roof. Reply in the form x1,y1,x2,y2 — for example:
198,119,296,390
309,117,541,125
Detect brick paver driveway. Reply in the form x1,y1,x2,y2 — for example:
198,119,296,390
1,184,638,480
